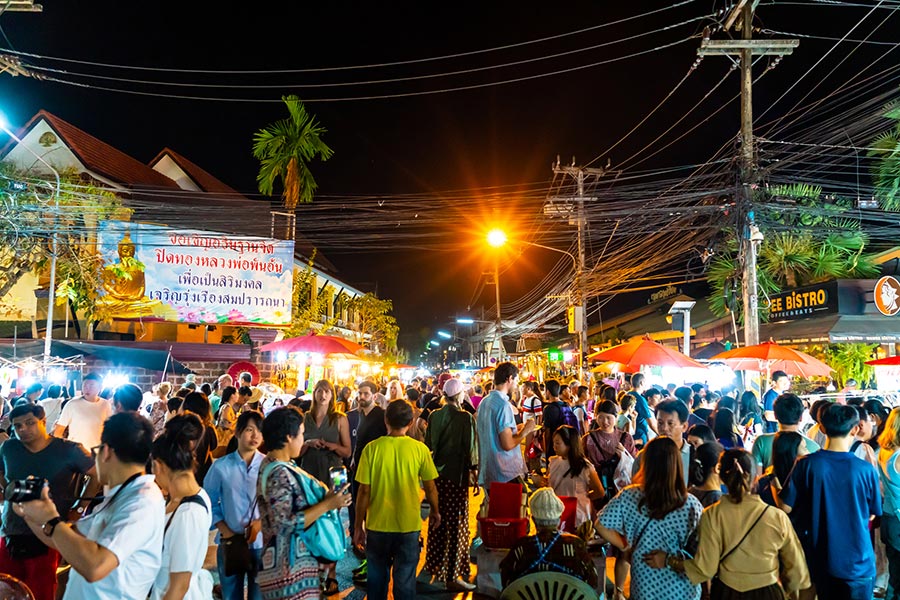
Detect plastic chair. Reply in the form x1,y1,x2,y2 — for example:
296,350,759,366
500,572,602,600
559,496,578,533
0,574,35,600
489,482,524,518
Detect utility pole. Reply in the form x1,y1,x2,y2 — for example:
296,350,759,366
548,158,608,380
492,260,504,363
698,2,797,348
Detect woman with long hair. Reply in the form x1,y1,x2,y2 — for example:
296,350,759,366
386,380,405,402
150,414,214,600
180,392,218,485
713,408,743,449
540,425,605,528
299,379,351,485
877,407,900,598
596,437,703,600
644,449,811,600
757,431,807,507
420,378,478,591
336,386,352,413
739,391,764,441
257,407,352,599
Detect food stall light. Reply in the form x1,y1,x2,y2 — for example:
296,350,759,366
310,353,325,365
360,363,370,375
48,368,67,385
563,351,574,362
276,351,287,363
18,375,36,389
102,372,129,389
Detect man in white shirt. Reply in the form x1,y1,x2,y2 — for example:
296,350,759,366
54,373,111,449
14,411,165,600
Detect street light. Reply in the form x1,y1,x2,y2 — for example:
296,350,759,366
436,330,452,339
668,300,697,358
456,317,475,325
484,229,584,371
0,113,61,366
430,339,440,346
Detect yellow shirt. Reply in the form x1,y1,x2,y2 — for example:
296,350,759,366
683,495,811,593
355,434,439,533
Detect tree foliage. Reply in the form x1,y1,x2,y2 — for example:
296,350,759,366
707,186,877,321
253,95,334,210
869,101,900,211
0,164,127,327
283,250,336,338
347,293,399,353
826,342,877,388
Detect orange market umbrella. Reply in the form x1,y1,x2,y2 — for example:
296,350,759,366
587,337,706,370
386,363,417,370
711,341,833,378
476,366,494,374
866,356,900,366
260,334,365,355
590,361,638,374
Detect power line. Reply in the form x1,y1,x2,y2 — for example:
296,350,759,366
1,1,701,75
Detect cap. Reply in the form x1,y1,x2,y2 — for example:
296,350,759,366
529,487,564,522
442,378,464,398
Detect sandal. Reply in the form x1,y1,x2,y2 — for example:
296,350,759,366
322,577,340,596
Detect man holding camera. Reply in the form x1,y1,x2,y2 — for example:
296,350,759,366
13,411,165,600
0,403,100,600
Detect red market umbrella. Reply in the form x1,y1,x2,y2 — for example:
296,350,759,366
587,336,706,370
711,341,833,378
866,356,900,366
260,334,365,355
387,363,417,370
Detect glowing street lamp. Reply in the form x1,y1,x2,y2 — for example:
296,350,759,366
437,330,452,339
487,229,507,248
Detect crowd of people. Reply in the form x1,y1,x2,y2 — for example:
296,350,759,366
0,362,895,600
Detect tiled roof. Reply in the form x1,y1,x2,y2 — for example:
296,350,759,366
149,147,247,200
22,110,179,189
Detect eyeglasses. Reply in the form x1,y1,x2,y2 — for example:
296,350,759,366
90,444,105,458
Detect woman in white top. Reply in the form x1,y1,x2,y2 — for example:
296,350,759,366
537,424,604,528
150,414,213,600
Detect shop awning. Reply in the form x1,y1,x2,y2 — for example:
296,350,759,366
760,314,900,344
0,340,193,374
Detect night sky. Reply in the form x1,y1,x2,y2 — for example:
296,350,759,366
0,1,883,352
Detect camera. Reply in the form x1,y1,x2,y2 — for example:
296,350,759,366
5,476,46,503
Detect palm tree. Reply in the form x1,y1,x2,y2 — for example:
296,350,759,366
869,102,900,211
253,95,334,211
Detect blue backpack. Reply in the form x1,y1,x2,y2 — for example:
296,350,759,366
260,460,346,563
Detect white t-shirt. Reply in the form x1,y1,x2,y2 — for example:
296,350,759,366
38,397,65,430
150,489,213,600
66,474,165,600
56,397,112,449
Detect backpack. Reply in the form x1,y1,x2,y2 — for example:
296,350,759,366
543,402,582,455
545,401,580,434
260,460,346,563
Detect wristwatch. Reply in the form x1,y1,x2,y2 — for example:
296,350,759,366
42,516,63,537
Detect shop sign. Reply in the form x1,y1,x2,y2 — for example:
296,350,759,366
766,281,838,321
875,276,900,316
97,221,295,326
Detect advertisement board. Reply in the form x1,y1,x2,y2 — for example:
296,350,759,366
97,221,295,326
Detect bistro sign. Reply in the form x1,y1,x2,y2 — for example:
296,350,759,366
766,281,838,321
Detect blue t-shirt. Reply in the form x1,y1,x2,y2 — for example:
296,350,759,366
475,390,525,487
631,391,651,444
762,389,778,433
780,450,881,581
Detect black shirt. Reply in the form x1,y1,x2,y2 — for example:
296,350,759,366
352,406,387,469
0,437,93,535
420,398,443,423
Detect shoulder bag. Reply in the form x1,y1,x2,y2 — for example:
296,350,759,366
260,460,346,563
221,494,259,576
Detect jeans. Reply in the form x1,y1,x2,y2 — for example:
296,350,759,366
812,574,875,600
366,530,420,600
217,543,262,600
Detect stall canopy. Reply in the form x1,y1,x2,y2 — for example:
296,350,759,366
0,340,193,374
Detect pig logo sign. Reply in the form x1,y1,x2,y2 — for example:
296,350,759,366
875,276,900,317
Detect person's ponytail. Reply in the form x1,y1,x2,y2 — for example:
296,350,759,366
719,449,755,503
151,413,203,472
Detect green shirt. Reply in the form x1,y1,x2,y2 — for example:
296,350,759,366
424,404,478,487
751,432,820,467
356,434,439,533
